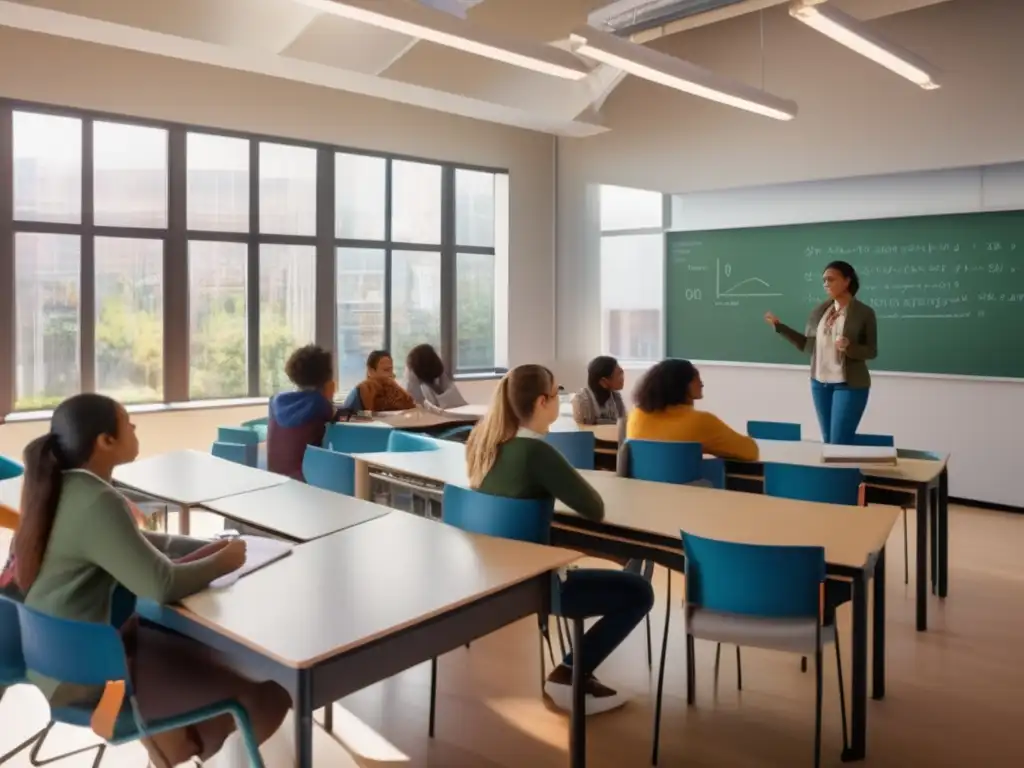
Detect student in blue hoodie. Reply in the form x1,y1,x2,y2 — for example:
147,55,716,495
267,344,341,480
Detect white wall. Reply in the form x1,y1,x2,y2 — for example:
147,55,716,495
0,26,557,370
556,0,1024,505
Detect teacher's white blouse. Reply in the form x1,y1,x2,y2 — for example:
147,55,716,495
813,303,846,383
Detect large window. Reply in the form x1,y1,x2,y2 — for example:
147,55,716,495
599,185,666,362
0,100,509,414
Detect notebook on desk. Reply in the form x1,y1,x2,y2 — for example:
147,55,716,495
209,536,293,589
821,444,898,465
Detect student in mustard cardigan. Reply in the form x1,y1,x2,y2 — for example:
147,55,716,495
626,359,759,461
10,394,290,767
466,364,654,716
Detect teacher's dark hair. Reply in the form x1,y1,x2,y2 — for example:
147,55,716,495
14,393,121,591
633,359,699,413
825,260,860,296
586,355,619,407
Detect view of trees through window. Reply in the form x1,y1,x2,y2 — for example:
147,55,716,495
3,102,509,412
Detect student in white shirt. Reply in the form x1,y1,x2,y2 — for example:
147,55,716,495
404,344,467,410
572,356,626,426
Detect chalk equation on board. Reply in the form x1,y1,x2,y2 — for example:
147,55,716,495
715,258,782,301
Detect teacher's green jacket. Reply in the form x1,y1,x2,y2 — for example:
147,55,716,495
776,298,878,389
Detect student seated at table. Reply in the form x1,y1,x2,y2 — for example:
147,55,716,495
348,350,416,413
627,358,759,461
267,343,342,480
404,343,467,409
6,394,290,767
467,364,654,715
572,355,626,426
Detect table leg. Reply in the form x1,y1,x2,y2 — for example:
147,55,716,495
915,487,928,632
295,671,313,768
842,568,868,762
938,468,949,598
179,504,191,536
871,547,885,701
929,485,938,595
570,617,586,768
323,704,333,733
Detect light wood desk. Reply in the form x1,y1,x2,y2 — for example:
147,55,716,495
352,447,895,763
113,450,289,535
140,513,579,768
201,480,392,543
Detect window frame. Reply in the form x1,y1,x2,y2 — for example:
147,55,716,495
0,98,509,417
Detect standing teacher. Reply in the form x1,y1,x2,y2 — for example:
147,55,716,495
764,260,877,445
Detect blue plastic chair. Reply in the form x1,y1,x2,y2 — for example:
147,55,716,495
544,431,595,470
241,418,268,442
852,433,895,447
211,441,257,468
217,426,259,446
12,598,265,767
323,423,391,454
341,387,363,412
764,463,863,507
437,486,558,738
0,457,22,481
0,595,49,766
747,420,802,441
623,439,703,485
650,533,847,767
701,458,726,490
387,431,440,453
302,446,355,497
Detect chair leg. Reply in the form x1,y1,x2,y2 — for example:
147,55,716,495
814,649,823,768
26,722,107,768
323,704,333,734
685,634,696,706
539,627,547,695
555,615,567,658
834,636,849,752
902,507,910,586
713,643,721,687
645,615,653,670
0,725,46,766
801,656,808,673
428,657,438,738
735,646,743,691
650,570,672,765
541,621,557,667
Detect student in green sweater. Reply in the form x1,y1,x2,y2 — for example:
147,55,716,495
11,394,290,767
467,365,654,715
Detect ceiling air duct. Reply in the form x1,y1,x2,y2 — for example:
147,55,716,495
588,0,752,37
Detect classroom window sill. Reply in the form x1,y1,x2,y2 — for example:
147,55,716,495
3,397,269,425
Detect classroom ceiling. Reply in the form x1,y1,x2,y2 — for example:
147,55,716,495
0,0,954,137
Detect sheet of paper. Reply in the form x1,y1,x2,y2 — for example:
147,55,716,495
209,535,293,589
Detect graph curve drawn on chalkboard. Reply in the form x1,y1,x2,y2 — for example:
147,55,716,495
716,258,783,298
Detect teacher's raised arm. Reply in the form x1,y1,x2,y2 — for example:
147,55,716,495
763,260,878,445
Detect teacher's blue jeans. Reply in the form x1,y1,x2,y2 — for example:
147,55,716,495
810,380,869,445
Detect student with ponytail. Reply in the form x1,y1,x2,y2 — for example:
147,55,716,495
466,365,654,715
10,394,290,767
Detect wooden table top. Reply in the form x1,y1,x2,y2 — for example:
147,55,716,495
353,449,897,570
574,471,897,570
176,512,579,669
202,481,393,542
753,439,948,484
113,450,289,506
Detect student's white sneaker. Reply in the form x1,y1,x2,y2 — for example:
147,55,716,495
544,673,627,716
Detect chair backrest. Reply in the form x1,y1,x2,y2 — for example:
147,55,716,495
0,596,26,685
15,601,129,688
764,463,862,506
852,433,895,447
747,420,802,441
625,439,703,485
544,431,596,470
324,423,392,454
701,458,726,490
682,531,825,619
442,485,553,545
341,386,364,412
242,417,268,428
211,441,257,468
303,446,355,496
217,426,260,446
387,431,440,453
0,456,23,481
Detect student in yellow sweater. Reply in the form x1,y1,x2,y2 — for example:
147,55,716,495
626,359,759,461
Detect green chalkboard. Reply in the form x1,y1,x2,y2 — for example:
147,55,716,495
665,210,1024,379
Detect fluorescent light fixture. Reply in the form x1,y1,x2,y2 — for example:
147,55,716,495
789,1,940,90
569,26,797,121
293,0,590,80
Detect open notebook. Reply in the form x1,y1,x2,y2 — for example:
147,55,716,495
821,444,898,465
209,536,293,589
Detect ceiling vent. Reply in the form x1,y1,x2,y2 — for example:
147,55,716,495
589,0,750,36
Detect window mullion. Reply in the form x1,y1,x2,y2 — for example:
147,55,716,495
80,118,96,393
315,149,336,355
383,158,393,351
166,128,189,403
440,165,455,370
0,105,13,416
247,140,260,397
